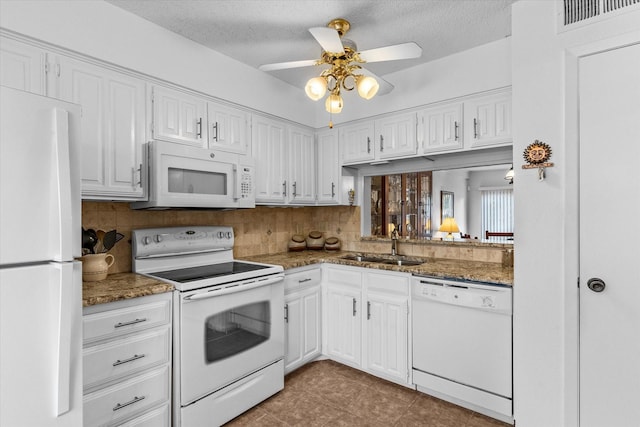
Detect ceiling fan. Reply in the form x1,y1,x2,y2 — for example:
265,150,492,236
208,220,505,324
259,18,422,117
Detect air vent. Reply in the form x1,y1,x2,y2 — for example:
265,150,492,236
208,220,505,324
564,0,639,25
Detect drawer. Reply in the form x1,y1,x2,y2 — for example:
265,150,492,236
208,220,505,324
284,267,322,292
84,327,171,390
84,297,171,344
117,403,170,427
83,365,170,427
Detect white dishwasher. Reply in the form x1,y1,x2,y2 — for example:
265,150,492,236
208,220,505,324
411,276,513,424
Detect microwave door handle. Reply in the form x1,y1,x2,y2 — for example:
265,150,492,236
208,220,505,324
233,164,240,200
183,274,284,301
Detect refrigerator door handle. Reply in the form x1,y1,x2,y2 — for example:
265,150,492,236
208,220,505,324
53,262,74,416
51,108,73,262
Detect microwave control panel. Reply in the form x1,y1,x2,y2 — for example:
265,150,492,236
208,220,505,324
240,166,253,198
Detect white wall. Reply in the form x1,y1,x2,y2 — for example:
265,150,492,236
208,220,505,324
511,2,640,426
0,0,316,126
432,169,469,236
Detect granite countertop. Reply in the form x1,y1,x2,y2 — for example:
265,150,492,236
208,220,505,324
82,272,174,307
241,250,514,286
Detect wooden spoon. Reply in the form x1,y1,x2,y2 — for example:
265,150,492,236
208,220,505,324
95,229,106,253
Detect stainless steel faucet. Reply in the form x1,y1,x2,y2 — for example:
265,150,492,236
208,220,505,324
391,228,398,255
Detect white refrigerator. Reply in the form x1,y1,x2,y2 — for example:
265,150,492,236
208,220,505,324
0,86,83,426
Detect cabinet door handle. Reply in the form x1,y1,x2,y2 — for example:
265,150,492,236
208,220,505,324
331,182,335,198
367,301,371,320
473,118,478,139
298,278,312,283
114,318,147,329
292,181,297,198
454,121,459,141
367,137,371,153
195,118,203,138
113,396,145,412
282,181,287,197
284,304,289,323
113,354,146,367
131,163,142,189
380,135,384,152
212,121,219,141
352,298,357,317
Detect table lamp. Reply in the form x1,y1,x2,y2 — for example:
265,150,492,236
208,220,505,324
439,217,460,241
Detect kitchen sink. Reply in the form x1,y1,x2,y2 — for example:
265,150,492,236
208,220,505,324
339,254,427,266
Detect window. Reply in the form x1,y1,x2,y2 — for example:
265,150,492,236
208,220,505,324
481,188,514,241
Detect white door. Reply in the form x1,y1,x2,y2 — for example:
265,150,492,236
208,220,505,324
251,115,287,204
316,129,340,204
207,101,250,154
325,285,361,367
579,43,640,427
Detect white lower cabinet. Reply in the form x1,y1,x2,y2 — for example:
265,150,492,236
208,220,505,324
362,271,410,385
284,266,322,373
323,265,411,385
82,292,172,427
324,267,363,368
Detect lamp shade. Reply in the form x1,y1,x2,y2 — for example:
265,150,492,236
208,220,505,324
305,77,327,101
439,217,460,233
356,75,379,100
325,93,343,113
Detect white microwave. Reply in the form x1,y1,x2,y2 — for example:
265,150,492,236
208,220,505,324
131,141,255,209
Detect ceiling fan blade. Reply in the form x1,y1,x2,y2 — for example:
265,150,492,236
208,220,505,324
359,68,394,96
259,59,318,72
308,27,344,54
359,42,422,63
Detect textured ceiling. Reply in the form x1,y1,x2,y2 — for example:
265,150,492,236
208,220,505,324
106,0,514,90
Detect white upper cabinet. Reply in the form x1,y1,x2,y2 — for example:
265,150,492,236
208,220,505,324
418,102,463,153
341,121,375,164
288,125,316,204
316,129,341,204
0,37,45,95
207,101,251,155
152,86,207,147
251,114,288,204
53,55,146,200
464,89,512,148
341,112,417,164
375,112,417,159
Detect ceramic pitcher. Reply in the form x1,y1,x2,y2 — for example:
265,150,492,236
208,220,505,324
80,253,114,282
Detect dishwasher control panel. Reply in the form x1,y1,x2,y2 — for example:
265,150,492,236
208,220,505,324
413,277,512,314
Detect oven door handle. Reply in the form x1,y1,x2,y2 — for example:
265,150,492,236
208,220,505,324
183,274,284,301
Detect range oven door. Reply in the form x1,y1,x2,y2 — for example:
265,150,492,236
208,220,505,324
178,275,284,405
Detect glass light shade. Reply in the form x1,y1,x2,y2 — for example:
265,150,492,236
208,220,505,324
305,77,327,101
325,93,343,113
505,167,514,184
356,75,379,100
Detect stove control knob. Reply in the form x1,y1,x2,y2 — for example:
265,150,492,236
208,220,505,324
154,234,163,243
143,236,152,245
217,231,224,238
225,232,232,239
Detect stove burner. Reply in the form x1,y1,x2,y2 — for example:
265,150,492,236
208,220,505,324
151,261,270,283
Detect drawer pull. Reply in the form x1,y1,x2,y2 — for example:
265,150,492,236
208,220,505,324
113,395,145,411
298,278,312,283
113,354,146,367
114,318,147,329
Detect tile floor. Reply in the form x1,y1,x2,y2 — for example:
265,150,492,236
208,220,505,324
225,359,511,426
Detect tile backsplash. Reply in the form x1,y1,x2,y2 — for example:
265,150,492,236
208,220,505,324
82,202,362,274
82,202,511,275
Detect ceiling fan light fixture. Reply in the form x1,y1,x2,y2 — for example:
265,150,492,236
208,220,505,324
305,76,327,101
325,93,343,114
356,75,379,100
